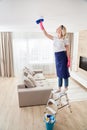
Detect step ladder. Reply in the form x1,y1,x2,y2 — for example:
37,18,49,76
44,89,72,115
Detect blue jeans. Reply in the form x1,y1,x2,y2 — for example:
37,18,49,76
58,78,68,88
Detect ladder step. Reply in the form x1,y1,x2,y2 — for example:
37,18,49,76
54,92,67,99
59,92,67,97
48,99,58,106
46,106,56,115
51,89,60,94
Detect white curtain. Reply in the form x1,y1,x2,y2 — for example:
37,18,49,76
13,33,56,76
0,32,14,77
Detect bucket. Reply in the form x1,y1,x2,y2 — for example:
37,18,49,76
44,114,56,130
45,121,55,130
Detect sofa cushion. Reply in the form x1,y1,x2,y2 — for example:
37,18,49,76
35,80,48,87
24,74,36,88
23,67,35,76
33,73,46,80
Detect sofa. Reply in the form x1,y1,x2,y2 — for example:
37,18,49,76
17,67,52,107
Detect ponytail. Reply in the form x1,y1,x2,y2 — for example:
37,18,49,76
61,25,67,38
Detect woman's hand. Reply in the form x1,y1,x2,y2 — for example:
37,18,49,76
40,22,44,30
67,57,70,67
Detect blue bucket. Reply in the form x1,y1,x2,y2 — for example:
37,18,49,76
44,114,56,130
45,122,55,130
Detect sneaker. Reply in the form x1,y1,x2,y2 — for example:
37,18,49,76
63,87,68,92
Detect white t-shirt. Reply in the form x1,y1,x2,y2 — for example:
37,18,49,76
53,37,69,52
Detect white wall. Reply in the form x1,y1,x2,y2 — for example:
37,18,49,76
72,32,79,71
72,30,87,75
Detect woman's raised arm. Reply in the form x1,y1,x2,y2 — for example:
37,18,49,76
40,22,54,40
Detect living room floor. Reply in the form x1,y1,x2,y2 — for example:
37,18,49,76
0,77,87,130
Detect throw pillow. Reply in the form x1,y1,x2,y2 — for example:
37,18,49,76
27,74,36,86
23,67,35,76
24,74,36,88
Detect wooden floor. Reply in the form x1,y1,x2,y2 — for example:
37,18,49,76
0,77,87,130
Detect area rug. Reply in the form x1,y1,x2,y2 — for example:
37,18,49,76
47,78,87,102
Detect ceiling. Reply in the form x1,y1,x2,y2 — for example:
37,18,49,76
0,0,87,33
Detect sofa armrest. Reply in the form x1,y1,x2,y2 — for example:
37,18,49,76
17,84,25,89
17,86,52,107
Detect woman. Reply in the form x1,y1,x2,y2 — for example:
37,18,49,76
39,22,70,92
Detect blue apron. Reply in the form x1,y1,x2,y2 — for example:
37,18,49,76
54,51,70,79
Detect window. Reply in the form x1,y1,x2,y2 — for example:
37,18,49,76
13,36,55,75
28,39,54,64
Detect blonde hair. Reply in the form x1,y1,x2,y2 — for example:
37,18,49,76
57,25,67,39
